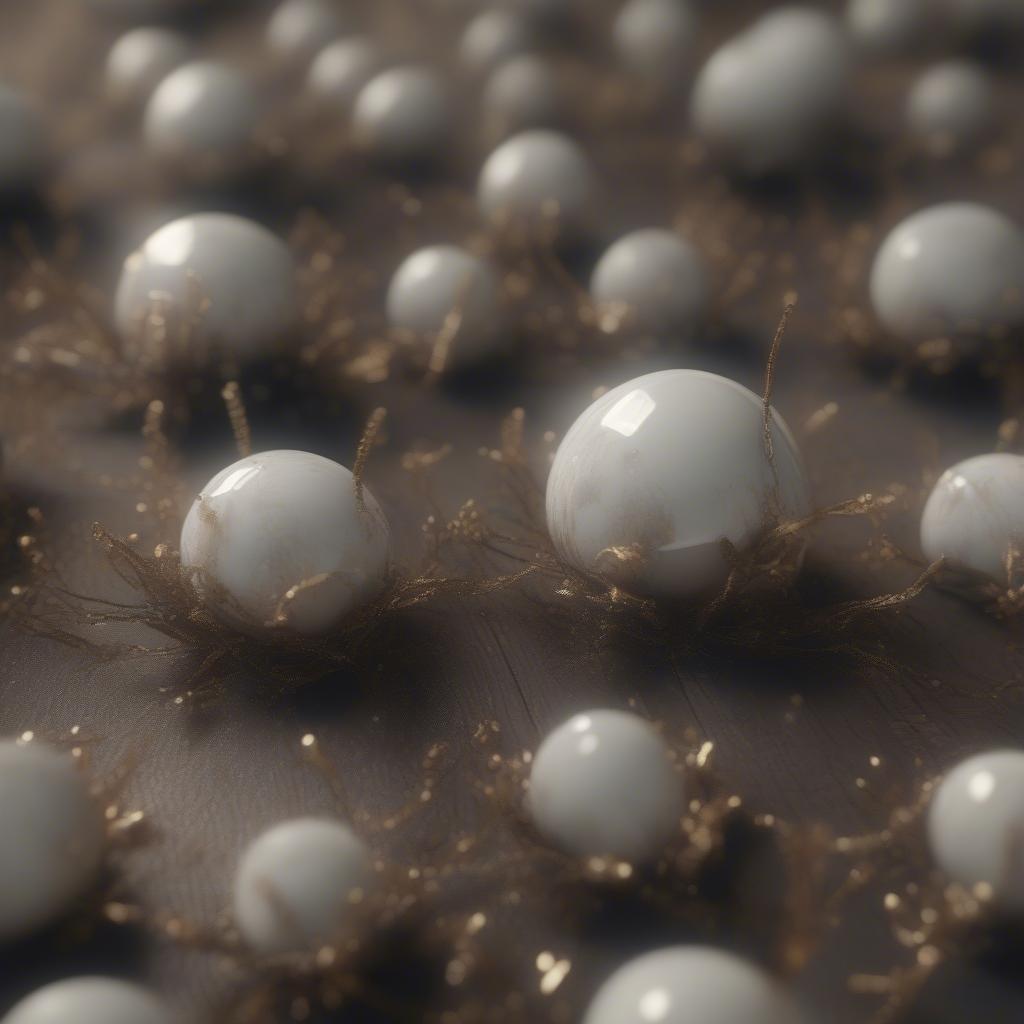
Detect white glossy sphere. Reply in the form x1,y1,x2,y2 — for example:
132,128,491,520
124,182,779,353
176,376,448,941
545,370,811,596
920,454,1024,584
691,7,851,175
459,10,532,76
481,55,561,136
180,450,391,634
869,203,1024,344
115,213,298,370
1,979,174,1024
106,28,191,104
307,37,380,109
267,0,349,66
529,710,682,862
0,85,45,191
477,129,596,240
928,749,1024,911
590,228,708,338
144,61,259,165
0,741,105,942
386,246,503,368
584,947,802,1024
845,0,929,55
907,62,993,156
352,66,452,164
613,0,698,82
234,818,372,954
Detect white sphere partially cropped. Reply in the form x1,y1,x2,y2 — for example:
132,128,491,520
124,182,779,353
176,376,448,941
613,0,698,83
920,453,1024,585
545,369,811,596
105,27,192,104
691,6,851,175
584,947,803,1024
459,9,533,76
0,85,45,191
352,66,452,164
481,55,561,137
928,749,1024,911
590,228,708,339
845,0,929,56
386,245,503,368
0,978,175,1024
307,37,380,109
869,203,1024,345
233,818,372,954
529,710,683,862
0,741,105,942
477,129,597,241
907,61,993,156
180,450,391,634
267,0,350,66
115,213,299,370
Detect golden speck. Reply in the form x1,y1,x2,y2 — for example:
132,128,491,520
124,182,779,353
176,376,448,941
696,740,713,767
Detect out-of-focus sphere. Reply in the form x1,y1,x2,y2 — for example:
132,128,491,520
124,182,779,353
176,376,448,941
928,749,1024,911
0,978,175,1024
613,0,698,82
529,710,683,861
233,818,372,954
0,85,45,191
545,369,811,596
869,203,1024,344
459,10,532,75
180,451,391,634
105,27,192,104
590,228,708,338
352,66,452,164
481,55,561,137
307,37,380,108
477,129,596,241
386,246,503,368
115,213,298,370
0,741,105,942
144,61,259,165
267,0,349,66
691,6,851,175
907,61,993,156
920,454,1024,584
583,947,803,1024
845,0,929,55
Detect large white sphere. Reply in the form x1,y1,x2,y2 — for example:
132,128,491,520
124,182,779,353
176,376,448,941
845,0,929,55
0,741,105,942
869,203,1024,345
233,818,372,954
529,710,683,862
481,55,561,137
0,85,45,192
307,37,380,109
589,228,708,339
1,979,174,1024
584,947,803,1024
613,0,698,83
920,453,1024,584
105,28,192,105
928,749,1024,911
267,0,350,66
459,10,533,76
180,450,391,635
906,61,993,156
691,7,851,175
545,369,811,596
114,213,298,371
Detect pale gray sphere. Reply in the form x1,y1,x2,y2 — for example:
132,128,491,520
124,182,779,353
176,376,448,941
307,37,380,109
613,0,698,82
0,85,45,191
105,27,192,104
529,710,683,861
907,61,994,156
869,203,1024,344
481,55,561,137
459,9,533,76
267,0,350,66
590,228,708,338
845,0,930,56
0,979,175,1024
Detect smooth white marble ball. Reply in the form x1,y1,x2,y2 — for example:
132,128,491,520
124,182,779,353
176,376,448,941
477,129,597,241
613,0,698,83
928,749,1024,911
307,37,380,109
869,203,1024,345
0,978,175,1024
0,85,45,192
115,213,298,370
0,741,105,942
106,28,192,105
481,55,561,137
352,66,452,164
920,453,1024,584
590,228,708,339
234,817,372,954
545,369,811,596
459,10,533,76
180,450,391,634
845,0,929,55
267,0,350,66
907,61,993,156
584,946,803,1024
691,6,851,175
529,710,682,862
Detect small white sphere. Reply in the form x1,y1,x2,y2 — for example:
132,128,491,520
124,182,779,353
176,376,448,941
307,37,380,109
180,450,391,634
613,0,698,83
584,947,802,1024
920,453,1024,584
590,228,708,339
529,710,683,862
233,817,372,954
0,85,45,192
845,0,929,56
0,741,105,942
869,203,1024,345
352,66,452,164
386,245,503,368
106,28,192,105
267,0,350,66
691,6,851,175
481,55,561,137
928,749,1024,911
114,213,298,370
477,129,597,241
143,61,259,166
545,369,811,596
1,978,174,1024
459,10,533,76
907,61,993,156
